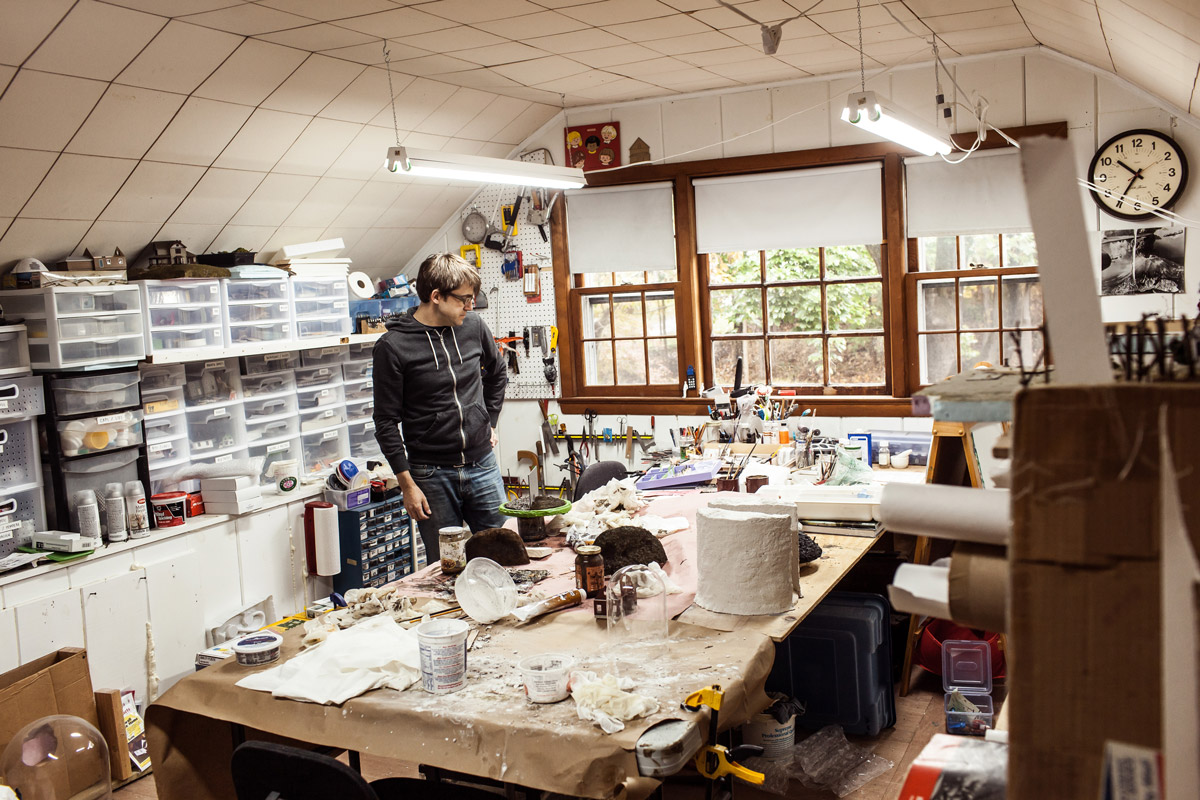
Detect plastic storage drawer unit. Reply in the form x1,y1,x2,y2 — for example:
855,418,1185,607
140,279,224,356
332,495,413,593
185,404,246,459
183,359,242,406
293,365,342,389
300,345,348,367
3,286,144,369
246,416,299,444
300,424,349,475
50,373,141,416
241,370,296,399
290,278,350,339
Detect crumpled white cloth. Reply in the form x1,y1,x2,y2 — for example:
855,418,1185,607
236,613,422,705
641,561,683,597
569,671,659,734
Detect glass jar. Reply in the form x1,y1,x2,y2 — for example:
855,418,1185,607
439,526,469,575
575,545,605,599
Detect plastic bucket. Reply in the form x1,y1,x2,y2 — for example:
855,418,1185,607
417,618,469,694
742,712,796,760
518,653,574,703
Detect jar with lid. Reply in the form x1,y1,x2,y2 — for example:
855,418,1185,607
439,526,469,575
575,545,605,599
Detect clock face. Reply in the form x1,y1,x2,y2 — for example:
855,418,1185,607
1088,129,1188,221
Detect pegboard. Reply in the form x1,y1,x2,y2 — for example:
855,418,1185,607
465,156,561,402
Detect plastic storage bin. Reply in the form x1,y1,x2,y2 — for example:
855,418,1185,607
144,410,187,442
345,397,373,422
0,419,41,489
146,433,190,469
56,448,140,524
242,351,298,375
146,304,220,328
142,280,221,307
183,359,242,406
140,280,224,356
299,405,346,432
296,382,345,411
30,334,145,370
243,393,297,424
348,419,382,459
0,376,45,420
0,484,46,557
224,277,289,304
185,404,246,458
227,320,290,346
247,436,302,487
942,640,995,736
241,370,296,398
295,317,350,339
50,373,140,416
300,424,349,475
300,345,348,368
139,363,184,392
246,415,299,444
342,379,372,402
293,365,343,388
0,325,31,376
141,386,183,417
291,276,351,339
225,300,290,325
348,341,375,360
8,285,147,367
57,410,144,457
341,359,372,382
29,313,143,340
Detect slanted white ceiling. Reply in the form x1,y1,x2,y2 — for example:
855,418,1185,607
0,0,1196,273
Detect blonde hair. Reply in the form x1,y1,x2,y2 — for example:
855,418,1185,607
415,253,481,302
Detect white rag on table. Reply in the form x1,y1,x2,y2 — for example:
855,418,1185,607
569,671,660,734
235,613,422,705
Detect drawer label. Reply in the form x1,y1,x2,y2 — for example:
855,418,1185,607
278,304,288,312
0,401,7,410
265,353,287,362
213,407,227,417
266,441,289,454
214,454,233,463
148,442,172,453
322,430,338,441
205,360,226,369
0,530,12,542
0,520,19,534
96,412,128,425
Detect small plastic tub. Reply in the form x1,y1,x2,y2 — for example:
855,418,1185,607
151,490,189,527
416,618,469,695
231,631,283,666
518,653,574,703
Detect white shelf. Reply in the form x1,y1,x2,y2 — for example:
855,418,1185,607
145,333,383,365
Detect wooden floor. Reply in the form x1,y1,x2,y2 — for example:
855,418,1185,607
117,669,983,800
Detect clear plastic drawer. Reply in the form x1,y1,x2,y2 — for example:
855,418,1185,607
147,305,220,328
224,278,288,303
226,301,290,324
241,351,298,375
293,366,342,389
295,317,351,339
139,363,184,392
51,372,140,416
300,345,347,367
241,370,296,398
183,359,242,406
185,404,245,456
54,286,140,315
342,360,372,381
51,314,143,339
291,278,348,300
244,393,297,423
345,397,374,422
293,297,349,319
246,415,299,443
32,334,145,369
296,382,345,411
149,325,223,352
301,424,349,475
57,409,144,457
147,433,190,467
299,405,346,432
228,321,290,345
342,379,373,402
144,409,187,442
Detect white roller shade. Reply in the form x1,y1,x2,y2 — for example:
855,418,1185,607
565,182,676,273
906,148,1031,237
693,163,883,254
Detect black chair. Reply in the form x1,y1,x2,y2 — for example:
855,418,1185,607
573,460,628,501
231,741,499,800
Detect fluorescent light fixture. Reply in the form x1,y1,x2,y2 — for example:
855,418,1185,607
841,91,953,157
282,237,344,258
385,146,586,190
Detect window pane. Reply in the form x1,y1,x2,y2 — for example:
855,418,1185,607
612,292,644,337
825,244,882,278
918,279,956,331
711,288,763,334
920,333,958,384
959,277,998,330
1002,330,1046,369
1002,232,1037,267
708,251,761,284
961,331,1000,368
580,273,613,287
1001,276,1043,328
961,234,1000,268
769,338,824,385
613,270,645,285
646,268,677,283
584,340,614,385
766,286,820,333
646,293,676,336
827,282,883,332
615,340,646,384
648,337,678,384
919,236,957,271
766,248,819,282
581,295,611,338
712,339,765,386
828,336,885,385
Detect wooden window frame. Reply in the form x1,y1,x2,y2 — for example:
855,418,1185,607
551,123,1067,416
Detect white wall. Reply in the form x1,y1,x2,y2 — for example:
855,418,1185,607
428,48,1200,492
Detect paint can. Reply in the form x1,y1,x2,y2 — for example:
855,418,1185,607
417,618,469,694
741,712,796,760
150,491,188,527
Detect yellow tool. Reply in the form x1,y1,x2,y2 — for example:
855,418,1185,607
681,685,764,799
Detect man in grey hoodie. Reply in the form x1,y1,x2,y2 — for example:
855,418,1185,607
373,253,507,561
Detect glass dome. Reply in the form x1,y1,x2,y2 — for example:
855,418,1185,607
605,564,670,672
1,715,112,800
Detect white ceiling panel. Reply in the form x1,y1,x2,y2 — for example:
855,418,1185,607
275,118,362,176
398,27,508,53
330,126,404,181
260,54,364,115
372,77,458,131
492,55,591,84
258,0,393,19
421,0,544,24
558,0,678,26
642,31,744,56
483,11,588,39
0,218,91,269
384,54,480,79
24,1,165,81
604,14,712,43
319,68,404,123
0,0,74,66
527,28,627,54
336,227,405,272
194,39,309,105
259,225,328,257
570,43,664,67
332,7,456,38
0,71,107,152
104,1,242,15
399,132,450,151
452,42,554,68
169,168,266,225
230,172,319,226
181,3,314,35
117,20,242,93
256,23,376,51
75,220,164,259
99,161,207,222
0,65,14,94
330,181,406,228
455,96,534,141
375,183,445,228
205,224,278,254
22,154,137,221
0,148,58,217
144,97,253,166
284,177,366,228
66,86,186,160
213,108,309,171
417,88,497,137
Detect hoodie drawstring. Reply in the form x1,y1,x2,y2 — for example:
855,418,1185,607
451,329,463,365
424,330,439,370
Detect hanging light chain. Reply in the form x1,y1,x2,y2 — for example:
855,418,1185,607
857,0,865,93
383,41,400,147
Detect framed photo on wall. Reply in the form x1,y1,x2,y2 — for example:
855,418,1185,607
565,122,620,172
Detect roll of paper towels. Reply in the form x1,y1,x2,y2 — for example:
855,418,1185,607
348,271,374,299
305,501,340,577
879,483,1010,545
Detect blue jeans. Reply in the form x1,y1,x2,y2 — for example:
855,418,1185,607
409,450,506,560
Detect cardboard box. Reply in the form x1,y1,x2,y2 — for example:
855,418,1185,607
94,688,134,781
200,475,255,492
0,648,100,750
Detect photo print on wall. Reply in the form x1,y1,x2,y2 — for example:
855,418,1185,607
1100,225,1187,295
565,122,620,172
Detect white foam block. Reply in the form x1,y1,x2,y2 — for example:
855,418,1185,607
695,507,794,616
707,495,800,593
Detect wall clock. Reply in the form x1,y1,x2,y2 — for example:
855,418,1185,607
1087,129,1188,221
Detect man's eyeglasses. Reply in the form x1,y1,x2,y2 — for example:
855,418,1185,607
445,291,476,308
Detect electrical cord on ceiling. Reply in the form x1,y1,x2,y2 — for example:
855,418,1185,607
714,0,823,55
383,41,401,147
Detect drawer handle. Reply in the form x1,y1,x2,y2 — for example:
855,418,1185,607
0,384,20,401
94,337,120,344
94,315,118,321
0,430,7,445
0,498,15,516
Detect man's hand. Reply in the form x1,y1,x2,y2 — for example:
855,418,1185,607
398,473,431,520
490,426,499,448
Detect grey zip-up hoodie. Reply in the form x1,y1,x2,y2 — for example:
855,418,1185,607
372,309,507,474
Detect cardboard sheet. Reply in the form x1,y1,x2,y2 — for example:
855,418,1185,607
147,613,774,800
947,543,1008,633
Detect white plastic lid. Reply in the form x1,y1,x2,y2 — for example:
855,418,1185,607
231,631,282,654
942,639,993,694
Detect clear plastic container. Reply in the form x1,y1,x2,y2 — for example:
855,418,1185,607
226,301,290,324
296,382,345,411
293,365,342,388
348,341,374,360
345,397,374,422
147,305,220,327
183,359,242,406
294,297,350,320
185,404,246,456
943,639,995,736
246,415,299,443
57,410,144,457
295,317,351,339
32,334,144,369
191,447,249,469
243,393,297,423
348,419,382,460
58,448,140,524
228,320,290,345
147,433,190,467
300,424,350,474
143,409,187,442
299,405,346,432
224,277,289,303
342,359,372,381
241,351,299,375
139,362,184,392
54,285,141,315
50,313,143,339
142,386,183,417
342,379,372,401
143,280,221,307
291,277,348,301
241,369,296,398
149,326,223,352
51,372,140,416
300,345,348,367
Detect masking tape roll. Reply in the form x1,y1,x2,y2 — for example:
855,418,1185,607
348,271,374,299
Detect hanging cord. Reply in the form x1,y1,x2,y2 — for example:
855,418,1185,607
383,41,400,147
857,0,865,92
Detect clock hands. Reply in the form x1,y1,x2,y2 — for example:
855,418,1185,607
1116,159,1144,179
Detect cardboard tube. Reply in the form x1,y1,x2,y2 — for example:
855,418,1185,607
948,542,1008,632
880,483,1010,545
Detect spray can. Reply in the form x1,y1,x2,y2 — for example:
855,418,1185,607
72,489,102,539
104,482,128,542
124,480,150,539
